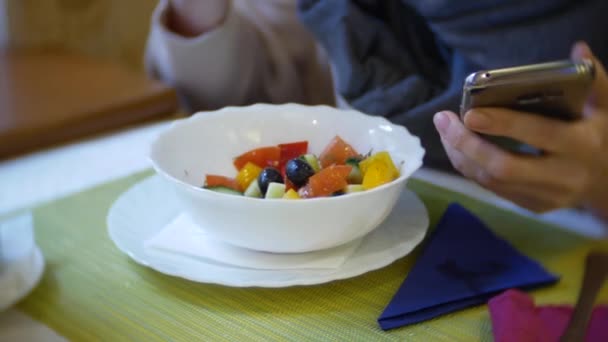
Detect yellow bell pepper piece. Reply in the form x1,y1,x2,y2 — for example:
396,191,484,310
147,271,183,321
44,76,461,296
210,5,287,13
362,159,395,189
359,151,400,179
283,188,301,199
236,162,263,191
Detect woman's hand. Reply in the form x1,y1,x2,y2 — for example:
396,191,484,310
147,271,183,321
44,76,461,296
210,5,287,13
433,42,608,222
168,0,228,37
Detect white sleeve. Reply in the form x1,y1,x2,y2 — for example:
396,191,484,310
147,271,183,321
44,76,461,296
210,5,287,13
145,0,334,111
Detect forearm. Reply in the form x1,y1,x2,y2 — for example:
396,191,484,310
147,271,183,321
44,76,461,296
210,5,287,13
167,0,228,37
145,0,257,110
145,0,333,111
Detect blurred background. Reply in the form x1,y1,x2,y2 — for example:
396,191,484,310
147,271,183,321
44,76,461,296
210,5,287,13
0,0,178,159
0,0,156,71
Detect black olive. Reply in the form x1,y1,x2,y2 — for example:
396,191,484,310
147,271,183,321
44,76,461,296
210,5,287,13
257,167,283,195
285,158,315,187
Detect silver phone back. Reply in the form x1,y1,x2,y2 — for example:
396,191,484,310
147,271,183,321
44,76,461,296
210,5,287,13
460,59,595,121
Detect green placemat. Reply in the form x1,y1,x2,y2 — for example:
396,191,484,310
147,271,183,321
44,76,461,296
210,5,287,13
8,170,608,341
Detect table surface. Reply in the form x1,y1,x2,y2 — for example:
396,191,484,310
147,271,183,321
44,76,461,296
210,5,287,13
0,118,606,341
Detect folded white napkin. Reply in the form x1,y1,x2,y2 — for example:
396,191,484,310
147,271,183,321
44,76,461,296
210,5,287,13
144,214,362,270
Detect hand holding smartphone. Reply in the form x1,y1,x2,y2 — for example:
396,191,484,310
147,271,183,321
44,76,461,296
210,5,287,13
460,59,595,153
435,41,608,221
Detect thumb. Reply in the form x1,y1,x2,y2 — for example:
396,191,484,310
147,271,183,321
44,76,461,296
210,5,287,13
571,41,608,110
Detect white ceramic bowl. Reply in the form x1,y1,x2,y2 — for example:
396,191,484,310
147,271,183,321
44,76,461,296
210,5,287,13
150,104,425,253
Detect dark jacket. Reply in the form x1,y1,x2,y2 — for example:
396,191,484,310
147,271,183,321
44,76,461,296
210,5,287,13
298,0,608,171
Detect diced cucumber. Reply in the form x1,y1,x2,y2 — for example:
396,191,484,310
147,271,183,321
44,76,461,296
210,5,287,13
204,186,242,196
244,180,262,198
346,163,362,184
345,184,365,193
300,154,320,173
265,182,286,199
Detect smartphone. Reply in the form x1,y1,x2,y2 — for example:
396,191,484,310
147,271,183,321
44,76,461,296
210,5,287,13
460,59,595,153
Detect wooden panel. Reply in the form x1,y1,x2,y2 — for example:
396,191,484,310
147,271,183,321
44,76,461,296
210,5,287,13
1,0,157,70
0,49,178,159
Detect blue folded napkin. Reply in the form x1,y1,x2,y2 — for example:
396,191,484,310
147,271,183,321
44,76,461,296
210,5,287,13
378,203,559,330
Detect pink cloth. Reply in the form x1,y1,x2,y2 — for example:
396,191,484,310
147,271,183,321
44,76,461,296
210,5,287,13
489,289,608,342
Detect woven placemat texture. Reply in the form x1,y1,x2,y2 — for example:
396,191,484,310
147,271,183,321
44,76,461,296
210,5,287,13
9,170,608,341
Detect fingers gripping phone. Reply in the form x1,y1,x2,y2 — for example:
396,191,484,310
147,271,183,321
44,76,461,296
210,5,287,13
460,59,596,154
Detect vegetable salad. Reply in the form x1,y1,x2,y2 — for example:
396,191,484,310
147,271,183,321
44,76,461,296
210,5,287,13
203,136,401,199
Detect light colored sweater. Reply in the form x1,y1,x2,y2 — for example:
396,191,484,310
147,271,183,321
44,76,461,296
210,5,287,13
145,0,335,112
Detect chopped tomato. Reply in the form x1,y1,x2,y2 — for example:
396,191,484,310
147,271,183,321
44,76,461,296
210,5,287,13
318,136,359,168
205,175,241,192
233,146,280,170
236,162,263,190
298,165,352,198
278,141,308,170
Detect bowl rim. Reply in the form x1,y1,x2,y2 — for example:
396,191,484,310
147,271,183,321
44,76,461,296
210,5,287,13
149,103,425,203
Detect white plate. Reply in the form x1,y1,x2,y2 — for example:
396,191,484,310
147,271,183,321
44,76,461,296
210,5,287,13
107,176,429,287
0,247,45,311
